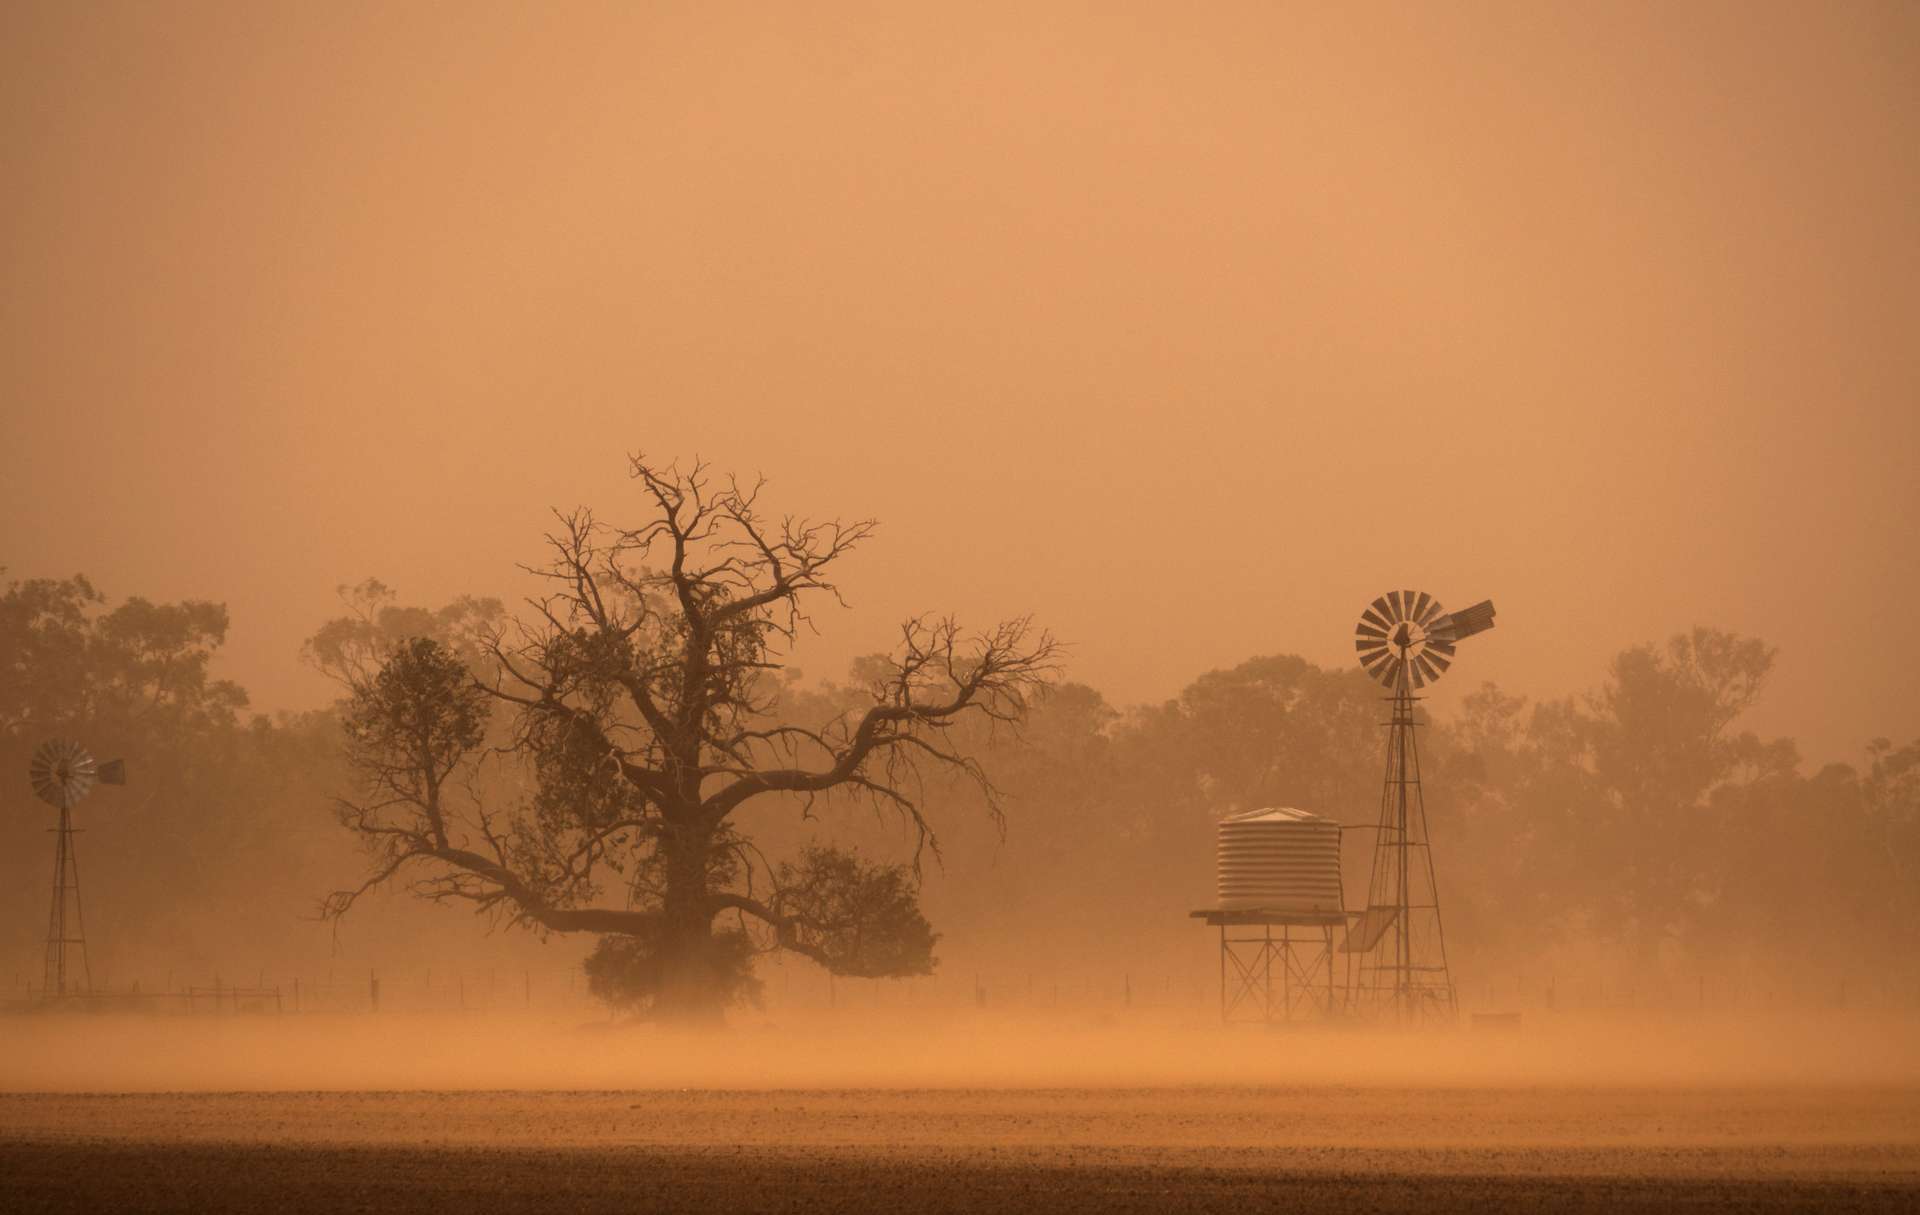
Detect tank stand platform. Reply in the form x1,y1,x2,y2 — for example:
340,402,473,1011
1191,909,1347,1025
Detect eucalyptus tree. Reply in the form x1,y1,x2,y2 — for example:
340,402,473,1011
322,457,1057,1021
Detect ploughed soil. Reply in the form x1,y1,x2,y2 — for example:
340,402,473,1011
2,1087,1917,1213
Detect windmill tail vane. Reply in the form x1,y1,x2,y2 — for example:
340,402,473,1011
1445,599,1497,641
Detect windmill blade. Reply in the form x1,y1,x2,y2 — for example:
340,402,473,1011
1410,591,1432,623
1424,650,1452,675
1371,596,1395,624
1355,620,1388,640
1415,653,1443,685
1361,607,1391,632
1386,590,1405,621
1426,637,1457,656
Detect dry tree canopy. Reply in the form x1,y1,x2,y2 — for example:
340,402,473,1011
319,456,1060,1018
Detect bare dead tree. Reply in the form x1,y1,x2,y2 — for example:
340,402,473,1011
323,455,1059,1021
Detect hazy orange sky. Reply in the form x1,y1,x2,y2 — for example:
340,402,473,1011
3,2,1915,765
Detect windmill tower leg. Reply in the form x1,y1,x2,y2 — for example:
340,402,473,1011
1397,688,1409,1019
43,804,90,999
1403,694,1457,1020
1392,674,1416,1022
1357,667,1456,1024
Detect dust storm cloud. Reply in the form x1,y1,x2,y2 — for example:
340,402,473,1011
3,7,1920,1212
2,2,1915,763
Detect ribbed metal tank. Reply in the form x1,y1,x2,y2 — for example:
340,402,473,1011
1215,807,1344,914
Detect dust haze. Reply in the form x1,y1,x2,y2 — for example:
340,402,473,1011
4,1,1917,763
3,3,1918,1212
6,1005,1920,1093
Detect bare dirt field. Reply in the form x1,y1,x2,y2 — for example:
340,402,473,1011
4,1013,1919,1212
3,1086,1918,1213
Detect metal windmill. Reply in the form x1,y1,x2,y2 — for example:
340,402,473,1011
1343,591,1495,1023
28,740,126,999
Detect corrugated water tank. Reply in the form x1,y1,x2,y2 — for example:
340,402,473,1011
1215,807,1344,915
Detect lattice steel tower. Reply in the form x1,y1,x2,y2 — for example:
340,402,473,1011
1344,592,1495,1024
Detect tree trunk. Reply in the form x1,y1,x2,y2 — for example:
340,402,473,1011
655,818,723,1025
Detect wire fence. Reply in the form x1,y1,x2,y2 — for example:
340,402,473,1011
1,961,1913,1019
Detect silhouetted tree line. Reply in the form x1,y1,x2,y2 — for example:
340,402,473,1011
0,570,344,980
871,634,1920,1000
6,558,1916,1009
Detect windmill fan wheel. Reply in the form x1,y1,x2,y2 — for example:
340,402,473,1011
30,739,99,809
1354,591,1457,690
28,739,122,809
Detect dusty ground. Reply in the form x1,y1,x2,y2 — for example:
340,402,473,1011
5,1014,1919,1211
3,1086,1918,1213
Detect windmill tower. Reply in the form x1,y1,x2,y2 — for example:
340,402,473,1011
1344,592,1495,1024
27,740,126,999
